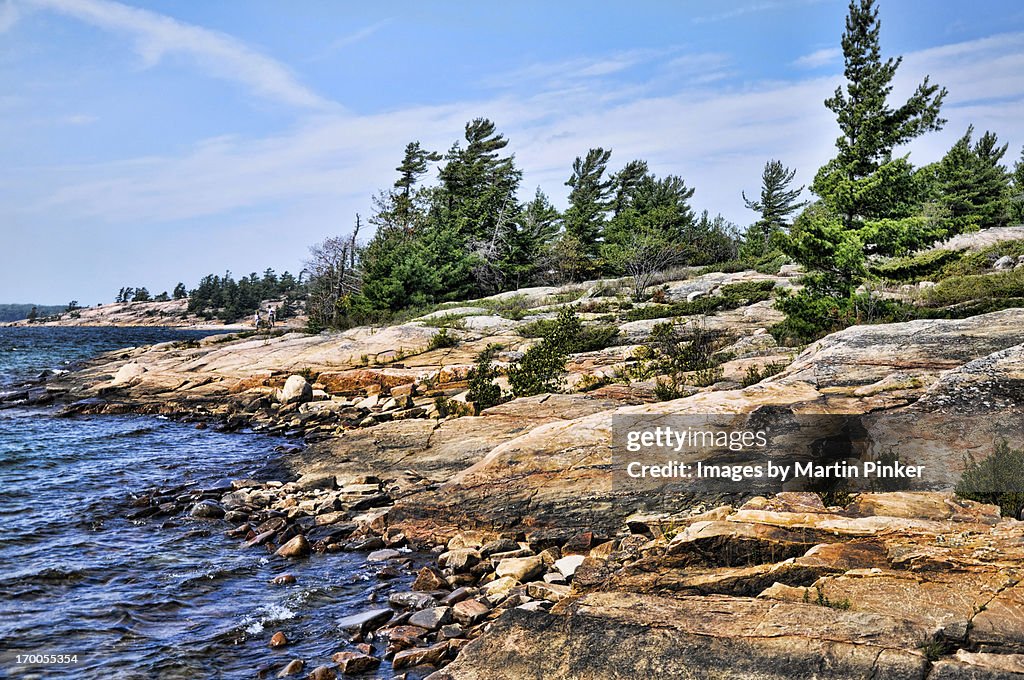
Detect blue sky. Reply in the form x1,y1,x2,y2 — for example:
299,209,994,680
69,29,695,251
2,0,1023,304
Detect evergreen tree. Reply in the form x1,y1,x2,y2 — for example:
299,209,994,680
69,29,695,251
172,283,187,299
501,188,561,288
27,306,37,323
437,118,522,242
132,287,150,302
563,147,613,260
1011,147,1024,224
814,0,946,225
394,141,440,228
937,127,1011,233
610,159,649,216
742,159,807,249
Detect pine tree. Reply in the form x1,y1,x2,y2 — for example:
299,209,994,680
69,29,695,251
814,0,946,225
501,188,561,288
394,141,440,228
172,283,187,299
937,127,1010,233
563,147,613,260
437,119,522,242
742,160,807,247
610,159,649,216
1011,147,1024,224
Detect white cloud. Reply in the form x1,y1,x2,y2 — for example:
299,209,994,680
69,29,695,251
312,19,390,60
24,0,333,110
0,0,18,31
793,47,842,68
692,0,826,24
9,30,1024,266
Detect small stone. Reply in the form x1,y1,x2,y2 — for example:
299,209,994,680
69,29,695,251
337,608,393,635
553,554,586,579
438,547,480,572
280,375,313,404
277,659,304,677
330,651,380,674
411,566,448,591
482,576,518,598
294,472,337,491
367,548,402,562
270,573,296,586
407,606,453,631
269,631,289,648
391,641,449,670
306,665,336,680
190,500,225,519
440,587,473,605
275,535,310,558
479,538,519,557
526,581,571,602
439,623,464,639
495,556,543,582
452,599,490,626
389,591,437,610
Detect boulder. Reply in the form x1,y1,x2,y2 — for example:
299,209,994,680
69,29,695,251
330,651,380,674
408,606,453,631
274,535,310,558
280,375,313,404
495,556,543,582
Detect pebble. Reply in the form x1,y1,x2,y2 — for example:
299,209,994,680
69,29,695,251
269,631,289,648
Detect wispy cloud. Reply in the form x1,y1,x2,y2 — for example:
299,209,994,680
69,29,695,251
0,0,18,32
693,0,827,24
9,31,1024,270
311,19,390,61
792,47,841,68
24,0,333,110
485,48,673,89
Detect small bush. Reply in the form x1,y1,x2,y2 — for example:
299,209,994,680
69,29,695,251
869,248,961,281
626,280,776,322
574,374,608,392
482,294,532,320
577,324,620,352
921,268,1024,308
939,240,1024,278
517,318,558,338
804,586,851,610
956,440,1024,518
508,307,582,397
421,313,468,329
741,361,788,387
427,327,459,351
467,344,504,414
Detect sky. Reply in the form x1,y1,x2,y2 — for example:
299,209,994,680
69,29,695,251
1,0,1023,305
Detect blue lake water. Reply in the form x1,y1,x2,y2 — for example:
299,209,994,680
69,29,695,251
0,328,407,678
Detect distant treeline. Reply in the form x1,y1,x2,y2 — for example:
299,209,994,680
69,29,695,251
0,304,66,322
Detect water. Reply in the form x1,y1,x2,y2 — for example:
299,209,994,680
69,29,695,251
0,328,411,679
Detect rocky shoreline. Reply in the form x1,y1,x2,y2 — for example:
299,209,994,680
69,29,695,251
8,269,1024,678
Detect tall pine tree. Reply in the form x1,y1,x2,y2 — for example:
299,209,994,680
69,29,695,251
742,160,807,248
814,0,946,226
937,127,1010,233
564,148,613,249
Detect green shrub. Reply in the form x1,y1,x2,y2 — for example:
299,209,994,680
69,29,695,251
741,361,788,387
482,294,532,320
643,320,730,399
508,307,582,397
869,249,961,281
625,280,777,322
921,268,1024,308
939,240,1024,278
517,318,558,338
427,327,459,351
577,324,620,352
956,440,1024,518
467,344,504,414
